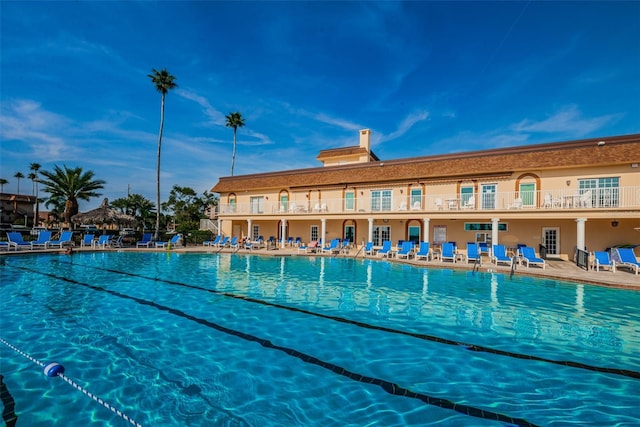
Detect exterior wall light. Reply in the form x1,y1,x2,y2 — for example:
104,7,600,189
611,220,619,227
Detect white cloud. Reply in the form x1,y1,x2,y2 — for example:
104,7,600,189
377,110,430,144
176,88,226,126
511,105,618,136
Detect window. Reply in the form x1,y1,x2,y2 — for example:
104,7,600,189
250,197,264,214
345,191,355,211
481,184,496,209
464,223,508,231
408,225,421,244
519,183,536,207
310,225,319,242
279,194,289,212
344,225,355,242
229,197,237,213
372,225,390,246
371,190,392,211
251,225,260,240
578,177,619,207
410,188,422,209
460,186,474,206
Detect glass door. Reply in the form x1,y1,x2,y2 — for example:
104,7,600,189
481,184,496,210
542,227,559,255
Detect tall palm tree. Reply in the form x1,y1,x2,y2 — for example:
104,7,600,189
0,178,8,193
29,163,41,225
39,165,105,225
148,67,178,239
14,172,24,194
225,112,245,176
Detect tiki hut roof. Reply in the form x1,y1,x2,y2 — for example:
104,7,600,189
71,198,137,226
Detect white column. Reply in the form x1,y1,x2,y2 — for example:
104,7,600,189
217,219,222,236
423,218,430,242
576,217,587,251
281,219,287,248
321,218,327,247
368,218,374,243
491,218,500,247
247,219,252,239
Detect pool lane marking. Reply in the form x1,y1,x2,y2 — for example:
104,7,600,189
68,262,640,381
14,265,538,427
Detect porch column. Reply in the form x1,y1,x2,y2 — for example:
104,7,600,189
217,219,222,236
491,218,500,247
281,218,287,248
321,218,327,247
247,219,252,239
576,217,587,251
368,218,374,243
423,218,430,242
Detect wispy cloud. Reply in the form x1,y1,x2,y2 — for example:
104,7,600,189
176,88,226,126
511,105,618,136
377,110,430,144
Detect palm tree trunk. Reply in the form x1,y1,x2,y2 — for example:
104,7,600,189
231,128,237,176
155,94,166,240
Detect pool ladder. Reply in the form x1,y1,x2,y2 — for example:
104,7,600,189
510,256,518,278
472,256,481,273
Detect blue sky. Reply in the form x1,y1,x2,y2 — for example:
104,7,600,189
1,1,639,210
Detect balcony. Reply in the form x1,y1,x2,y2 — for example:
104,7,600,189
218,187,640,216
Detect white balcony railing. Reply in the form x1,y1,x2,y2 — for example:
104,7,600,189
218,187,640,216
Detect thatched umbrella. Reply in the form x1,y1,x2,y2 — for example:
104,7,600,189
71,198,137,229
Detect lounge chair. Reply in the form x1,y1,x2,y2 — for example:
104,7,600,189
30,231,52,249
612,248,639,275
322,239,341,254
415,242,431,261
491,244,512,267
363,241,376,256
94,235,112,248
396,241,414,259
136,232,153,248
80,234,95,248
298,241,318,253
592,251,615,273
203,235,221,247
46,231,73,249
245,237,263,251
465,243,481,265
478,242,489,256
216,236,230,248
7,232,32,250
156,234,180,248
520,246,546,269
441,242,456,263
286,237,294,246
294,237,302,247
377,240,393,258
110,235,124,248
228,236,240,248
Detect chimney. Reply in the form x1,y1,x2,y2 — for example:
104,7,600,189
359,129,371,153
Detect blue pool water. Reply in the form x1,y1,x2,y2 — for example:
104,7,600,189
1,252,639,426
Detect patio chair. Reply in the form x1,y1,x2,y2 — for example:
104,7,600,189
156,234,180,248
94,235,112,249
363,241,375,256
441,242,456,263
462,195,475,210
415,242,431,261
228,236,240,248
322,239,341,255
30,231,52,249
465,243,481,265
592,251,615,273
491,244,513,267
80,234,95,248
216,236,230,248
520,246,546,269
377,240,393,258
136,232,153,248
612,248,639,275
297,241,318,253
46,231,73,249
203,235,221,247
7,232,32,250
110,235,124,248
396,241,414,259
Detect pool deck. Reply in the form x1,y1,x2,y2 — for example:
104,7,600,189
2,244,639,289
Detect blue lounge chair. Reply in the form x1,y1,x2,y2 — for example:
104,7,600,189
203,235,221,247
136,232,153,248
491,244,513,267
363,241,376,256
592,251,615,272
216,236,230,248
377,240,393,258
46,231,73,249
441,242,456,263
322,239,341,254
156,234,180,248
415,242,431,261
80,234,95,248
613,248,639,275
7,232,32,250
465,243,481,265
520,246,546,269
294,237,302,247
396,241,414,259
245,237,263,251
478,242,489,256
228,236,240,248
95,235,112,248
30,231,52,249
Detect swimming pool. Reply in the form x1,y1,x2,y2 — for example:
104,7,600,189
1,252,639,426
